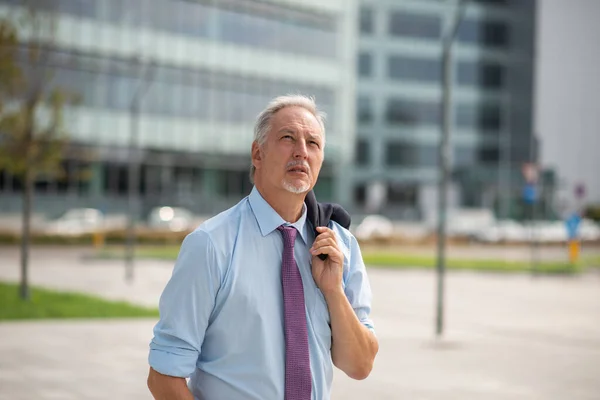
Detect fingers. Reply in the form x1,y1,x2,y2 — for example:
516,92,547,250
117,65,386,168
310,245,338,256
312,235,337,249
311,227,342,259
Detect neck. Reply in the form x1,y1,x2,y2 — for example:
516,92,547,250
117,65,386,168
255,181,306,223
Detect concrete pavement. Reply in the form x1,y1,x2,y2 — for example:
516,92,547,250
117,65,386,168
1,246,600,399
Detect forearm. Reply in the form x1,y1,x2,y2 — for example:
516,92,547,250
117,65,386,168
324,289,378,380
148,367,194,400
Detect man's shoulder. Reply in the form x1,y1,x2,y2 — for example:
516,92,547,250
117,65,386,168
328,219,356,242
193,196,250,237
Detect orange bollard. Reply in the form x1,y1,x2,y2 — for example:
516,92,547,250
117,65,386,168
568,240,580,264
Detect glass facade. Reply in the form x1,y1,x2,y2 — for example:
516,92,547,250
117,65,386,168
354,0,536,216
0,0,349,215
32,0,338,58
51,54,336,124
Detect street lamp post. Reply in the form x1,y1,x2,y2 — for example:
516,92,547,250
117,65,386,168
125,60,156,283
436,0,470,338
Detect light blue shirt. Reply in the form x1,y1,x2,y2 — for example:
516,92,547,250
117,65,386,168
149,186,375,400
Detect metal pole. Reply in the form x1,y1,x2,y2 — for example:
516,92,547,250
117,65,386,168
500,95,512,219
125,60,155,283
436,0,469,338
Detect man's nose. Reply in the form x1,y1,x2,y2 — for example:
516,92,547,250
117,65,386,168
293,140,309,159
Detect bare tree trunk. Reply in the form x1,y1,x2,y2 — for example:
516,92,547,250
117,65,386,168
20,166,32,300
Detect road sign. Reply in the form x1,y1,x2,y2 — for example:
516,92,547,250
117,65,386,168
565,213,581,240
522,183,537,204
575,183,586,199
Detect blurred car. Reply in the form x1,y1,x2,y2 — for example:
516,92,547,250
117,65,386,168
579,219,600,241
44,208,105,236
147,206,194,232
353,215,394,241
475,220,528,243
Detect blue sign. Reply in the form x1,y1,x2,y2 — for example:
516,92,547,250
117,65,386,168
522,184,537,204
565,214,581,240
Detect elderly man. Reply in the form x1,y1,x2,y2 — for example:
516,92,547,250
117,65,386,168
147,95,378,400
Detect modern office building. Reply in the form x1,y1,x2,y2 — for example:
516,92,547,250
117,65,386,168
0,0,357,217
352,0,538,220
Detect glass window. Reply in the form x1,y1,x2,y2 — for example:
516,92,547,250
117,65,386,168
214,6,335,58
357,96,373,124
419,146,438,167
388,55,440,82
353,184,366,206
473,0,509,5
458,19,509,48
478,147,500,163
455,146,476,167
386,99,440,125
386,143,439,167
358,52,373,77
389,11,441,39
456,103,502,130
360,7,374,34
58,0,98,18
386,142,418,166
387,182,418,206
458,62,504,89
355,140,370,166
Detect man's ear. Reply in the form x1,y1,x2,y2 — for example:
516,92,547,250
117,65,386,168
251,141,262,169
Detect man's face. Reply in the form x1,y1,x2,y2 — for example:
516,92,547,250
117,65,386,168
252,106,324,194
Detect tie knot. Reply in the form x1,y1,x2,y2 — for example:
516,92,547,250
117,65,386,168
277,225,297,248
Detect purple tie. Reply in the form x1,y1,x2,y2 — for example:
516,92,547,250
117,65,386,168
277,225,312,400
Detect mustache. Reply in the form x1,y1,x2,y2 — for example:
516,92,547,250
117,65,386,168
285,160,310,173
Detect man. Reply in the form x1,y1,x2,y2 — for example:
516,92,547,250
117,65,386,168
147,95,378,400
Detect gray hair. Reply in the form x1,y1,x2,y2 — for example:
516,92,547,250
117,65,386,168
249,94,326,183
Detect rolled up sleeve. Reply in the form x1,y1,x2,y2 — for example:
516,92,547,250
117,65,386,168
343,234,375,334
149,229,221,378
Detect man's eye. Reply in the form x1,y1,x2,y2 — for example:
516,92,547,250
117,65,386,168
310,141,320,147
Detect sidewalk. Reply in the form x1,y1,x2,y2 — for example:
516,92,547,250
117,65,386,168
1,246,600,399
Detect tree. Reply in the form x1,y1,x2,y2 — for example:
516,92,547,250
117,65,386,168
0,3,76,300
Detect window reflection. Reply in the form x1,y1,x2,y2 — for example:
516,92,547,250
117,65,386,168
454,146,476,167
386,99,440,125
360,7,374,35
388,55,440,82
388,11,441,40
458,62,504,89
358,52,373,77
357,96,373,124
53,0,336,58
456,103,502,130
47,53,336,126
386,142,438,167
355,140,370,166
458,19,509,48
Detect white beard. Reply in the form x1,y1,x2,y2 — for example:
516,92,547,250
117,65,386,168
282,179,310,194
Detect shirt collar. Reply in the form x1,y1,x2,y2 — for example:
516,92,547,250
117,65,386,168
248,186,309,244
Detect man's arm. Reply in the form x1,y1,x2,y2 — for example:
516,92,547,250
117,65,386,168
147,367,193,400
324,289,378,379
310,226,378,380
148,230,222,397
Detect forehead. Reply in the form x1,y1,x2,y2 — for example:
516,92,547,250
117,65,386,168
270,106,323,136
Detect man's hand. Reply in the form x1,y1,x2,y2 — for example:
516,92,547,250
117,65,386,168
310,226,344,295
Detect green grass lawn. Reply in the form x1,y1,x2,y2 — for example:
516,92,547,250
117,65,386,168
0,282,159,321
98,246,600,274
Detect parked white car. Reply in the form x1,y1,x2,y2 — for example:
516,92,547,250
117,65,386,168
44,208,105,235
353,215,394,241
